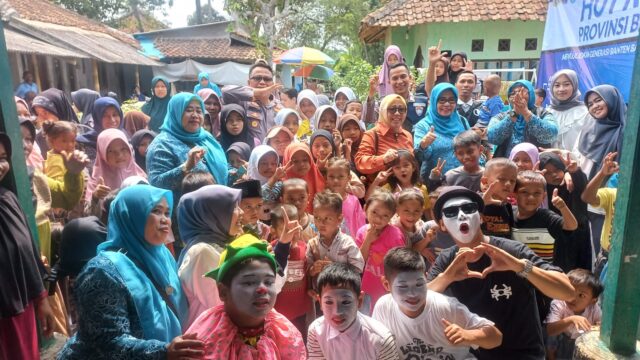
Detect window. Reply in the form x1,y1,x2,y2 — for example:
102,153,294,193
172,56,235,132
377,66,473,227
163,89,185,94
525,38,538,51
498,39,511,52
471,39,484,52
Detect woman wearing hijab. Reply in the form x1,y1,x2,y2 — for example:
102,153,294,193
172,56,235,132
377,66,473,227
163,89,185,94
71,89,100,127
333,87,357,117
378,45,405,97
283,142,325,213
578,84,626,179
414,83,471,178
0,133,55,360
58,185,204,359
448,52,469,84
488,79,558,158
131,129,157,172
547,69,591,153
197,88,223,138
142,76,172,132
77,97,126,167
15,97,45,171
296,89,319,139
193,71,222,97
146,92,228,201
177,185,243,326
355,94,414,177
123,110,150,136
219,104,256,151
32,88,79,159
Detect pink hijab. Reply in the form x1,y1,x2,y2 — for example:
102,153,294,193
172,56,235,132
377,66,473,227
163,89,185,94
378,45,404,97
197,88,222,138
86,129,147,201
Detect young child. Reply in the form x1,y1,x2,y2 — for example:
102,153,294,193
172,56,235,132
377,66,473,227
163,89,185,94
480,157,518,238
269,205,310,338
429,130,485,192
373,247,502,359
539,152,591,271
130,129,156,173
356,188,406,312
264,126,294,159
513,171,578,271
338,114,363,169
344,100,363,121
181,171,215,195
477,74,504,128
274,109,301,142
43,121,78,182
296,89,319,139
509,142,539,173
282,178,317,242
545,269,603,360
188,235,305,359
226,142,251,186
391,189,437,259
307,262,398,359
220,104,256,151
283,143,325,213
325,158,365,237
233,179,270,239
313,105,338,132
248,145,286,206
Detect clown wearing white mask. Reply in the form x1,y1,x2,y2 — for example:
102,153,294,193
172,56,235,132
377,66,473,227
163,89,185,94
427,186,575,360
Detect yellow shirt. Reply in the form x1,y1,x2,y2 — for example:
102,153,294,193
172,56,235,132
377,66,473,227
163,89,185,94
596,188,617,251
297,118,312,139
45,151,67,182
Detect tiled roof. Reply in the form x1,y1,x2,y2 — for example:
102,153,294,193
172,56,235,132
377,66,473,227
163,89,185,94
360,0,548,42
153,37,280,63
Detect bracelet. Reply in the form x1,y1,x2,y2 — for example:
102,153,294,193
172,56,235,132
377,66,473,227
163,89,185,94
517,259,534,279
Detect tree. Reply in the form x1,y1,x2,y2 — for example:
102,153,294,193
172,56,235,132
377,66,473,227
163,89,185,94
188,2,227,25
54,0,173,31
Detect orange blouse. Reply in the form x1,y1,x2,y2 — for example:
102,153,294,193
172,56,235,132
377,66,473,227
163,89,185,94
354,122,413,175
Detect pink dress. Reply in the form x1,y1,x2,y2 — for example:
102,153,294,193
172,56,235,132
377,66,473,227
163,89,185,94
355,224,405,309
186,305,306,360
342,194,366,238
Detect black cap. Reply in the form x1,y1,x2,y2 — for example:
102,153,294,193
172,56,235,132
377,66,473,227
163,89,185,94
433,186,484,221
232,179,262,199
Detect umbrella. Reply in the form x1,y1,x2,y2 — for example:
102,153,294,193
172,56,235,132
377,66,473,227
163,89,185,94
274,46,335,65
293,65,334,80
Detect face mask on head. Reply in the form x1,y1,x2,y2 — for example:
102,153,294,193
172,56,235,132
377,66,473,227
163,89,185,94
441,197,481,244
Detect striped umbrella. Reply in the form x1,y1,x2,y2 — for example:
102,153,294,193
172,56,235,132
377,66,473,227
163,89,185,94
274,46,335,65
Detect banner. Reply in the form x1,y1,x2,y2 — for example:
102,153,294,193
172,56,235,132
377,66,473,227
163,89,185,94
537,0,640,101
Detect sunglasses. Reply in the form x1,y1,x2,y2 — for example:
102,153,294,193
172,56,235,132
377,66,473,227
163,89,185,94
387,106,407,114
250,75,273,83
442,202,479,218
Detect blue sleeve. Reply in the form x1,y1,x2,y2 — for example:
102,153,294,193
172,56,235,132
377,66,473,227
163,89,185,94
146,138,185,193
526,112,558,145
488,97,505,116
413,119,429,161
262,181,283,202
487,113,513,145
70,261,168,359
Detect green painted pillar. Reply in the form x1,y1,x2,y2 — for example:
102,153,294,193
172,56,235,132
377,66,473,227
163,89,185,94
0,21,39,244
600,34,640,355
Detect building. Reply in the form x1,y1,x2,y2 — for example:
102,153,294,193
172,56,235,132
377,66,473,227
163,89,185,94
0,0,160,97
360,0,548,80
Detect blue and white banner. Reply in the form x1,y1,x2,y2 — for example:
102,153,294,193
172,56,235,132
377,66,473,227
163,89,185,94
537,0,640,101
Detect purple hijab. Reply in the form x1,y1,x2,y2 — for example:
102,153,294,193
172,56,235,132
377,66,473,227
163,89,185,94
378,45,404,97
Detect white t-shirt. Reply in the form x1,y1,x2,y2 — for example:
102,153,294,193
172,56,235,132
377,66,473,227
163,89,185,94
372,291,494,360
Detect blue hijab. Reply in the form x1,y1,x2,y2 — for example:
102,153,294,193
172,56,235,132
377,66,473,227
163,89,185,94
142,76,172,132
425,83,468,139
76,97,125,147
161,92,229,185
193,71,222,97
507,80,537,135
97,185,186,341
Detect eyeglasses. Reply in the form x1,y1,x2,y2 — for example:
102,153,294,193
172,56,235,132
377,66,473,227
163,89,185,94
437,98,457,105
442,203,479,218
250,75,273,83
387,106,407,114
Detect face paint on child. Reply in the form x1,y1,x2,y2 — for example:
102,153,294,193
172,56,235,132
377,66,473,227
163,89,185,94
320,287,359,332
441,197,481,244
228,260,277,319
390,271,427,316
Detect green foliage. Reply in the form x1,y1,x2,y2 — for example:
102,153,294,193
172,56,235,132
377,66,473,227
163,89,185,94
187,3,227,25
53,0,172,24
330,54,375,100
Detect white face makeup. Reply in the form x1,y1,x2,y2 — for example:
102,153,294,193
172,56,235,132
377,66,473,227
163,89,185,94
441,197,481,244
390,271,427,317
228,261,277,319
320,288,359,332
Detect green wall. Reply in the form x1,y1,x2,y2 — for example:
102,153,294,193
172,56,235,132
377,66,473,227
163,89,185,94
390,20,545,63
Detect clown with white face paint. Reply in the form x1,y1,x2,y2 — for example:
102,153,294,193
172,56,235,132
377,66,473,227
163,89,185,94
425,186,576,360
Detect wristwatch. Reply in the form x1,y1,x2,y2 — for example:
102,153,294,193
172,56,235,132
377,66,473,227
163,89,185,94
517,259,534,279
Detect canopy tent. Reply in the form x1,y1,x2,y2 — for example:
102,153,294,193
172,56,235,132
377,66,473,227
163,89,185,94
152,59,251,86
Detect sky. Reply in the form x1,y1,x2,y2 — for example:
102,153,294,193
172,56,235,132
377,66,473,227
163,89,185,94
160,0,228,28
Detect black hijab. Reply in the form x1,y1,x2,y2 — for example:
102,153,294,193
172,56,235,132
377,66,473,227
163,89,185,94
31,88,79,123
219,104,253,151
56,216,107,278
448,52,468,85
131,129,157,171
309,129,337,161
0,133,46,317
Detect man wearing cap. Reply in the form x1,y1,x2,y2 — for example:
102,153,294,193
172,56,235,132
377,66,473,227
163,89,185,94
427,186,575,360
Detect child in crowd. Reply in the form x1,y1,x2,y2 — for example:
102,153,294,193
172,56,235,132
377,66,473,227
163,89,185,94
283,143,325,213
429,130,485,192
274,109,301,143
188,236,305,359
307,263,399,359
546,269,603,360
423,187,455,266
344,100,363,121
297,89,319,139
391,189,437,258
509,142,539,173
373,248,502,359
309,130,337,170
480,158,518,238
226,142,251,186
130,129,156,172
306,190,365,296
513,171,578,271
313,106,339,132
338,114,363,170
477,74,504,128
325,158,366,238
43,121,78,182
539,152,591,271
219,104,256,151
233,180,270,239
282,178,317,241
264,126,294,159
269,205,310,338
181,171,215,195
356,189,406,312
248,145,287,209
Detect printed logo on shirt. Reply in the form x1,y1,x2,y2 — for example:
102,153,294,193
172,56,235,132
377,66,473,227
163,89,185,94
285,259,305,283
399,338,455,360
490,284,513,301
414,102,427,117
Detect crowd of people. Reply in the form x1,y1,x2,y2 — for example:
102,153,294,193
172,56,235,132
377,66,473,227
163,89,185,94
1,40,626,360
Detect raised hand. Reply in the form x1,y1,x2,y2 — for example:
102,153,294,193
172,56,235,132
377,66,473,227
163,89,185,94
316,152,332,171
373,168,393,185
428,39,444,64
253,83,283,103
442,318,471,345
382,149,398,164
421,126,437,149
430,158,447,178
92,177,112,200
279,206,302,245
513,88,530,117
482,180,504,206
442,247,484,282
185,147,206,171
562,152,579,174
464,59,474,72
476,242,527,278
61,150,89,175
600,152,620,176
369,74,379,98
551,188,567,210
